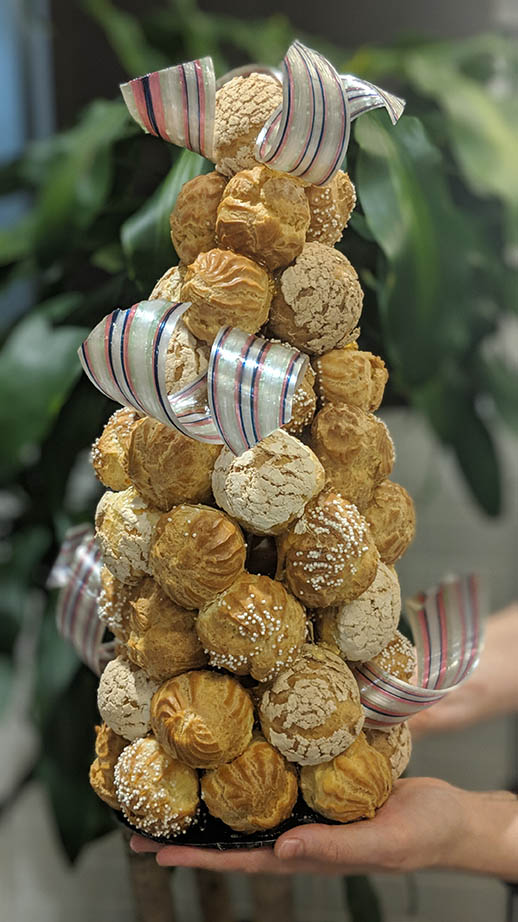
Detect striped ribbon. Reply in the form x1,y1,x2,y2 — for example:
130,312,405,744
354,574,485,729
120,57,215,159
78,300,308,456
47,526,115,675
120,43,404,187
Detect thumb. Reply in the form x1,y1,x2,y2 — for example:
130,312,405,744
274,820,380,867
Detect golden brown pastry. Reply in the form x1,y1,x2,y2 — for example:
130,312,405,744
181,248,272,344
364,722,412,782
214,73,283,177
98,566,136,641
283,363,317,436
362,480,416,564
313,345,388,411
150,504,246,609
196,572,306,682
170,171,227,263
311,403,395,509
369,630,416,681
316,562,401,662
128,417,221,511
212,430,325,536
114,736,199,837
268,243,363,355
149,264,186,302
305,170,356,246
89,722,129,809
276,490,379,608
151,670,254,769
125,577,207,681
91,407,140,492
95,487,161,585
201,734,298,832
300,731,392,822
215,165,310,270
258,643,364,765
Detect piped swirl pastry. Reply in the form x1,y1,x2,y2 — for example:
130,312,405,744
362,480,416,564
201,734,298,832
150,504,246,609
276,490,379,608
170,170,227,263
311,403,395,509
216,165,310,270
91,407,140,492
212,429,325,536
126,577,207,682
89,722,129,809
196,572,307,682
114,736,199,838
258,643,364,765
151,670,254,769
313,345,388,412
181,248,272,344
300,731,392,822
128,417,221,512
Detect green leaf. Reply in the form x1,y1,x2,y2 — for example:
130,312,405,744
0,314,87,479
344,876,382,922
83,0,169,76
0,214,37,267
482,357,518,435
34,599,81,726
355,113,482,388
121,148,211,293
0,526,51,651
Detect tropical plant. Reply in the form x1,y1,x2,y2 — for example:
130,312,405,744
0,0,516,888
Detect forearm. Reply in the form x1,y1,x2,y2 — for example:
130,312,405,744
447,788,518,881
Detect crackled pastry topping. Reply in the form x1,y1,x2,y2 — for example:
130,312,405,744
114,736,199,838
201,734,298,832
95,487,161,585
317,562,401,662
305,171,356,246
369,629,416,681
125,577,207,682
181,248,272,344
268,243,363,355
362,480,416,564
128,417,221,512
313,345,388,412
98,566,136,641
216,165,310,270
258,643,364,765
97,654,160,740
196,571,307,682
170,171,227,263
365,723,412,782
149,264,186,302
91,407,140,492
89,722,129,809
311,403,395,509
300,731,392,822
151,670,254,769
212,429,325,536
276,490,379,609
150,504,246,609
214,73,283,177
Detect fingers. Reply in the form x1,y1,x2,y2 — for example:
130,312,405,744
154,843,337,875
274,818,405,872
130,834,161,853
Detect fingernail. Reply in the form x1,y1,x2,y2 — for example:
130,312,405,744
277,838,303,860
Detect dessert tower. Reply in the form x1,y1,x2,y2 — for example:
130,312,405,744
71,46,456,840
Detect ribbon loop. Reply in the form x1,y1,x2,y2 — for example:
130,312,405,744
341,74,406,124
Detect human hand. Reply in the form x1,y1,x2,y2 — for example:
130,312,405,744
130,777,471,876
410,604,518,739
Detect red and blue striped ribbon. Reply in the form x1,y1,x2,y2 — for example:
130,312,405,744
47,526,115,675
120,57,215,159
255,41,350,187
341,74,405,125
354,574,484,728
78,301,308,455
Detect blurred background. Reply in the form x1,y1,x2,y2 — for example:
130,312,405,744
1,0,517,920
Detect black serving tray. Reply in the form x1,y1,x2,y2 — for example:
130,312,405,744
115,795,337,850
